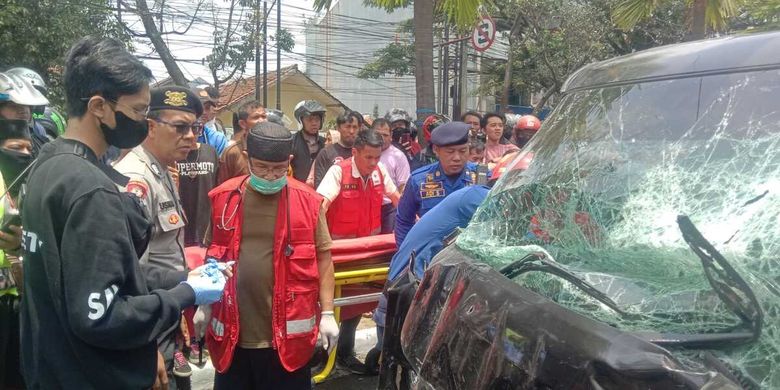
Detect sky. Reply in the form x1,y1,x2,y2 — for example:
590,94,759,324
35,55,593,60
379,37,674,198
127,0,319,85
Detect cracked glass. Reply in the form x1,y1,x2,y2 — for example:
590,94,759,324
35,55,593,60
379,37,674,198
457,69,780,388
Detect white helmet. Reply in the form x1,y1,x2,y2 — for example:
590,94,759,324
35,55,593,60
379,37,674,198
0,73,49,106
5,67,47,95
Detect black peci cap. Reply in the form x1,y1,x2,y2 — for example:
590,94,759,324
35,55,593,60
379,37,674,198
246,121,293,162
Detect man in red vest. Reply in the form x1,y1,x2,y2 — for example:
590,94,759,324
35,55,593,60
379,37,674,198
195,122,338,389
316,129,400,373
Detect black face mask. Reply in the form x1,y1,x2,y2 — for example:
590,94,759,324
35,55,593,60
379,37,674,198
0,148,33,196
100,109,149,149
391,127,410,144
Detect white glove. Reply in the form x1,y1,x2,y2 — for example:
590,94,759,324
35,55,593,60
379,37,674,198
193,305,212,339
319,311,339,354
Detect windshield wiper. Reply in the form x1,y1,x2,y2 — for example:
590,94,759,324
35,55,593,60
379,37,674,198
499,252,629,317
677,215,763,342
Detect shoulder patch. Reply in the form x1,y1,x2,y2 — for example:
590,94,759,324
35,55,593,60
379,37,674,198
126,180,149,200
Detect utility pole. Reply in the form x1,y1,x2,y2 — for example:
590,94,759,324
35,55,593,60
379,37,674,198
437,26,444,117
459,39,468,118
441,22,449,116
452,40,461,118
263,0,268,106
276,0,281,110
254,0,261,101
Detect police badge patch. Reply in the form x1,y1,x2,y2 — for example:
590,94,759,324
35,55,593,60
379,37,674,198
164,90,188,107
126,180,149,200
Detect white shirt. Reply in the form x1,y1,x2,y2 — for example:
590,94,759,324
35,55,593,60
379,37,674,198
316,158,398,203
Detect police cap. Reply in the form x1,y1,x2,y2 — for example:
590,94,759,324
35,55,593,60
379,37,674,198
430,121,470,147
150,86,204,118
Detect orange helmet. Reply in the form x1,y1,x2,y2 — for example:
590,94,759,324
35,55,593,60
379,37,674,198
515,115,541,132
491,151,534,181
421,114,450,142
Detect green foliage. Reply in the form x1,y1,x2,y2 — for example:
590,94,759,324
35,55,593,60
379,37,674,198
612,0,742,32
436,0,492,28
731,0,780,31
206,1,294,88
357,42,415,79
272,28,296,52
0,0,130,107
314,0,486,29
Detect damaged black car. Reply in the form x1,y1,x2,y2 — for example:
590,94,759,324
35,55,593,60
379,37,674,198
384,31,780,390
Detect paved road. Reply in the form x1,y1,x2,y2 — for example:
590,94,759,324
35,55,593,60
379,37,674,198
191,325,379,389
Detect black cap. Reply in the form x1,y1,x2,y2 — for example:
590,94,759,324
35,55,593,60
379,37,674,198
0,119,30,142
246,121,293,162
150,87,204,118
430,121,470,146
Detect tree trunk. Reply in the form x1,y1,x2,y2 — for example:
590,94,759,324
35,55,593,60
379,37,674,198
500,37,514,113
413,0,435,128
533,85,557,115
136,0,188,86
689,0,707,40
500,14,524,113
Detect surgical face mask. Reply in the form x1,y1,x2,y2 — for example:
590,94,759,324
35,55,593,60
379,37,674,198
249,170,287,194
99,108,149,149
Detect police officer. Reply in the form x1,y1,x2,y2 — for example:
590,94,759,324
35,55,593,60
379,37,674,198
394,121,477,246
114,86,204,386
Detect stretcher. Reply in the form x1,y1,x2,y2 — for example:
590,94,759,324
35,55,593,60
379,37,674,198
184,234,397,383
312,234,395,383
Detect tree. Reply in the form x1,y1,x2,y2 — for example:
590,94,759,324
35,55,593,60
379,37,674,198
205,0,294,90
128,0,193,86
312,0,487,121
479,0,618,114
612,0,741,40
0,0,130,106
123,0,295,89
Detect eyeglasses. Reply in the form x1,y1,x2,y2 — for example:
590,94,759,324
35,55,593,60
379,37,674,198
153,119,204,136
251,166,289,176
108,100,150,119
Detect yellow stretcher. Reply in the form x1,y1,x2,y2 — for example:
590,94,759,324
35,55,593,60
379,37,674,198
312,266,389,383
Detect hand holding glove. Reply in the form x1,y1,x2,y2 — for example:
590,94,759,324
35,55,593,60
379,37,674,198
319,311,339,354
193,304,212,339
184,259,233,305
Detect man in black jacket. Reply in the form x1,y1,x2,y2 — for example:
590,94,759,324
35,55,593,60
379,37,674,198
290,100,326,182
19,36,229,390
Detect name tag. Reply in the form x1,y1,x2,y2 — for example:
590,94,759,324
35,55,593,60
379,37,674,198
420,182,445,199
159,201,175,211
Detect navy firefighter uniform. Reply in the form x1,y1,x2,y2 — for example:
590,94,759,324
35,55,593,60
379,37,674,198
394,121,478,246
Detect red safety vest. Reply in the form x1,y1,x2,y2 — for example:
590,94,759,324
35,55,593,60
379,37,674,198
326,159,384,239
205,175,323,373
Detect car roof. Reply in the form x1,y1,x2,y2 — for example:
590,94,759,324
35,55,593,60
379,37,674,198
562,31,780,93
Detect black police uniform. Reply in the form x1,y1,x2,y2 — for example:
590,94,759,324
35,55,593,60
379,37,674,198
20,138,195,389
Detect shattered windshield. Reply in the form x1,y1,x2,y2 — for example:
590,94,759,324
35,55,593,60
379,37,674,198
457,69,780,387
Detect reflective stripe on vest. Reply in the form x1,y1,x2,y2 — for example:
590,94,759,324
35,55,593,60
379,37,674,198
287,315,316,335
205,176,322,373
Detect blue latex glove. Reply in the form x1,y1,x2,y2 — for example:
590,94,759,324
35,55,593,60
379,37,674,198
183,259,228,305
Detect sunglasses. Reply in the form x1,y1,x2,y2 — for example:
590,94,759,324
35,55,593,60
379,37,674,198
153,119,204,136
